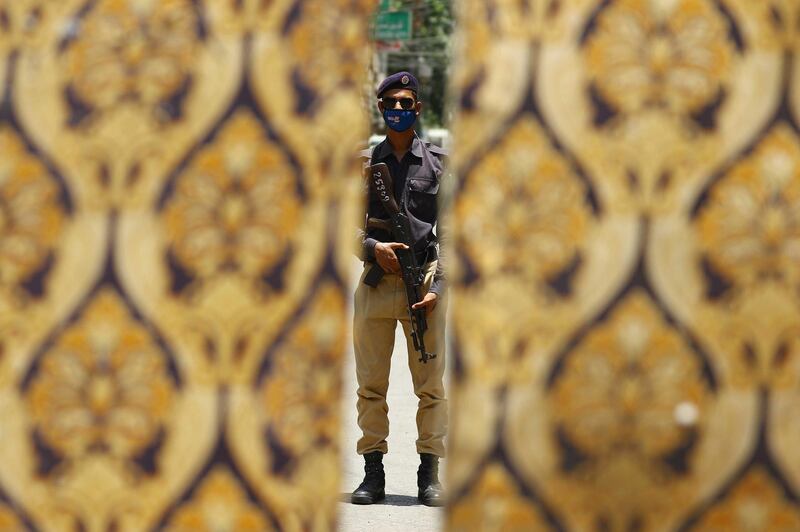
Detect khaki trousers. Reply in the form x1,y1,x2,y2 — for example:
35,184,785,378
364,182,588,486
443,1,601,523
353,260,447,457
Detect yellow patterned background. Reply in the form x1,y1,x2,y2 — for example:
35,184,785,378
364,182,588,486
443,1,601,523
447,0,800,530
0,0,371,529
2,0,800,531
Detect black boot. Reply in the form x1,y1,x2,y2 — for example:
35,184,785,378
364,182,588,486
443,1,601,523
351,451,385,504
417,453,445,507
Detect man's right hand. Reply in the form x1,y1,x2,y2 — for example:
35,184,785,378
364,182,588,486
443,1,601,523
374,242,409,273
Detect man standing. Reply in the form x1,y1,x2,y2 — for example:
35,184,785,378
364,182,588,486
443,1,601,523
351,71,448,507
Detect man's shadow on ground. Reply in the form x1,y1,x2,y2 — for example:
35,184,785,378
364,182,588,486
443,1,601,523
339,493,424,507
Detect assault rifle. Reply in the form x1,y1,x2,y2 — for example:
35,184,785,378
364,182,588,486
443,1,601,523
363,162,436,364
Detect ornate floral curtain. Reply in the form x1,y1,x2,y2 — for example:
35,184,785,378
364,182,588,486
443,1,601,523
0,0,371,529
447,0,800,530
2,0,800,531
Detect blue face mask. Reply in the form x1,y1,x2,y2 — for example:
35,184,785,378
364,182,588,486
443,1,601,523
383,109,417,132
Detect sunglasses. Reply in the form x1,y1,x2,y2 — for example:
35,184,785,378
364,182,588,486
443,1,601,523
381,97,416,110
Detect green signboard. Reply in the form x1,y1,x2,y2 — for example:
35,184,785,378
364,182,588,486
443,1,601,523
374,10,412,41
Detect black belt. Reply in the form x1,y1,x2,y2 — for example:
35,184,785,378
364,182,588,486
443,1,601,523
363,245,437,287
366,245,436,266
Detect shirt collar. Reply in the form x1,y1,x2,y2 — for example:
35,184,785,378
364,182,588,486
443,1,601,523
375,134,424,161
374,138,393,161
410,135,424,158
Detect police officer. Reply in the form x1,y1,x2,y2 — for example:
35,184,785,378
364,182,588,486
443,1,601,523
351,71,448,506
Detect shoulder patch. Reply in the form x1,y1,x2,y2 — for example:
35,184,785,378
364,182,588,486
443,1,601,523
426,143,449,157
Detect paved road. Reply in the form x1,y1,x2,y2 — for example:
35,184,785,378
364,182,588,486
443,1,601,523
338,260,445,532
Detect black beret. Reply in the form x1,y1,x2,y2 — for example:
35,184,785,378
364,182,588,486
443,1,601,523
376,71,419,98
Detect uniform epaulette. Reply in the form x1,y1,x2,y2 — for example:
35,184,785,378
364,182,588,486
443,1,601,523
426,143,449,157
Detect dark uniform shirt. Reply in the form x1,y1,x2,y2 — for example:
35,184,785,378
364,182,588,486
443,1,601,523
358,134,448,295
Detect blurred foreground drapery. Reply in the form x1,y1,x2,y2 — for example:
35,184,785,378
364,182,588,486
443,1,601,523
4,0,800,530
0,0,371,529
447,0,800,530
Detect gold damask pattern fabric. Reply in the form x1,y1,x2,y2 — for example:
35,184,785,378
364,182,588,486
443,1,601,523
0,0,370,530
4,0,800,530
448,0,800,530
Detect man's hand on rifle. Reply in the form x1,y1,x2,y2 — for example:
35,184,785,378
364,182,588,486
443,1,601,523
374,242,409,273
412,292,438,316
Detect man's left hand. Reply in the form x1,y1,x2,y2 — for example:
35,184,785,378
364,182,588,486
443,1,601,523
411,292,438,316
